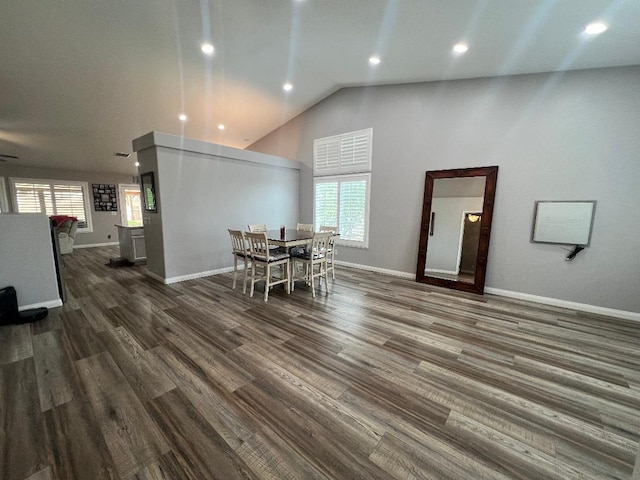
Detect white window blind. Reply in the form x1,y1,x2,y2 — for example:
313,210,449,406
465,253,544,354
314,174,370,248
10,178,92,231
313,128,372,176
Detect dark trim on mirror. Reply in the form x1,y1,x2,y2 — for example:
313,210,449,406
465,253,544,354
416,166,498,295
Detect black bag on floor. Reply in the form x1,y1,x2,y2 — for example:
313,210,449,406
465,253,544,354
0,286,49,325
0,286,20,325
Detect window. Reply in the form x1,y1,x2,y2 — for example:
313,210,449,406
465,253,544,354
9,178,93,232
313,128,373,249
314,174,371,248
119,184,143,226
313,128,372,176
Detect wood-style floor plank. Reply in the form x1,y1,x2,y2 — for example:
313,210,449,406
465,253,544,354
0,245,638,479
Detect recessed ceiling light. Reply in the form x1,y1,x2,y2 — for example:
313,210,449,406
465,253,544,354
218,124,225,131
584,22,608,35
178,114,188,122
201,43,215,55
453,43,469,54
369,56,381,65
135,161,140,167
283,82,293,92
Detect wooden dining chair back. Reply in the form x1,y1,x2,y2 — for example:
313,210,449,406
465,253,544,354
291,231,332,298
296,223,314,232
319,225,338,279
244,231,290,301
247,224,267,232
228,229,250,294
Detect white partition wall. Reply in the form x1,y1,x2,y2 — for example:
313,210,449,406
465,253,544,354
132,132,300,283
0,213,61,309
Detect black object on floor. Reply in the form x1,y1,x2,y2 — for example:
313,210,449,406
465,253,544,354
1,285,49,325
0,286,19,325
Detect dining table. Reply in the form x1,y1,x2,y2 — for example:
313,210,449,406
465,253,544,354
265,229,314,249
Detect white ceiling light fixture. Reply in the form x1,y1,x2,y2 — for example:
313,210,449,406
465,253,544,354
218,124,225,131
201,43,215,55
178,114,188,122
584,22,608,35
283,82,293,92
369,56,381,65
134,161,140,167
453,43,469,54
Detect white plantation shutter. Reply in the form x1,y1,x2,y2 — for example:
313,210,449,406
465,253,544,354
53,184,88,228
14,182,54,214
314,128,372,176
10,178,92,232
314,182,338,229
314,174,370,248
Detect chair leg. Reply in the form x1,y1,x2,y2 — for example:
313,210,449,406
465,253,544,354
323,261,329,292
285,261,290,294
242,259,248,294
310,262,316,298
264,264,270,302
249,263,256,298
232,255,238,289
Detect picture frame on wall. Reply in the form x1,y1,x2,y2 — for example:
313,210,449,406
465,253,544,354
140,172,157,212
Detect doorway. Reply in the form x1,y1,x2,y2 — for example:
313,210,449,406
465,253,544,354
118,184,143,226
457,211,482,282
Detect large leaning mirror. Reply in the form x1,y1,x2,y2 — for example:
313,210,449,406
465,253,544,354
416,166,498,294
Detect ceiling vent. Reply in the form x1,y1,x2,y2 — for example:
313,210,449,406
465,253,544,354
113,152,131,158
0,154,19,162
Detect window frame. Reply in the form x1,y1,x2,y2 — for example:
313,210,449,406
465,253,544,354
0,177,9,213
313,173,371,249
9,177,93,233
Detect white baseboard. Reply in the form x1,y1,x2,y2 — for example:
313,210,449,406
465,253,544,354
335,260,414,280
74,242,119,249
18,298,63,311
484,287,640,322
144,269,166,284
425,268,458,276
146,266,235,285
336,260,640,322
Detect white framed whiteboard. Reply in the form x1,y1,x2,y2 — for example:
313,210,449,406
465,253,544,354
531,201,596,246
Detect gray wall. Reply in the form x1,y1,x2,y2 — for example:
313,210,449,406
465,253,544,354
249,66,640,314
134,133,300,282
0,213,60,309
0,164,134,246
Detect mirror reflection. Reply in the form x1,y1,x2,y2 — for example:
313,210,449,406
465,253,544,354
425,177,486,283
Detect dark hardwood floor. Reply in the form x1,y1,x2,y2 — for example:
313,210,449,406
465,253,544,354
1,246,639,479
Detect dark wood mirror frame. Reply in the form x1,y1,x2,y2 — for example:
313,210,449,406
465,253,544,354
416,166,499,294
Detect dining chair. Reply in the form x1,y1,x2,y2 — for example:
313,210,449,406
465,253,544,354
320,225,338,279
228,229,250,294
245,231,290,301
290,231,332,298
247,224,267,232
296,223,314,232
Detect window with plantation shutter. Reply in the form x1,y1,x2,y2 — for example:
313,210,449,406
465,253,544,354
313,128,372,176
314,174,370,248
10,178,93,232
313,129,372,249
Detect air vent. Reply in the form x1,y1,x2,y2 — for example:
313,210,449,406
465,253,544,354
113,152,131,158
0,154,19,160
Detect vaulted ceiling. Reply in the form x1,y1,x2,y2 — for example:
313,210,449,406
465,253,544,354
1,0,639,175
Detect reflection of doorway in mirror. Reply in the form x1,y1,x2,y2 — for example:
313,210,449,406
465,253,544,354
457,212,482,282
118,184,143,226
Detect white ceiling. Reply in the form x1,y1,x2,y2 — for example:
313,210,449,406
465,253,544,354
1,0,639,175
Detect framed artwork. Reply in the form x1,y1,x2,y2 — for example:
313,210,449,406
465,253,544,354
140,172,157,212
92,184,118,211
